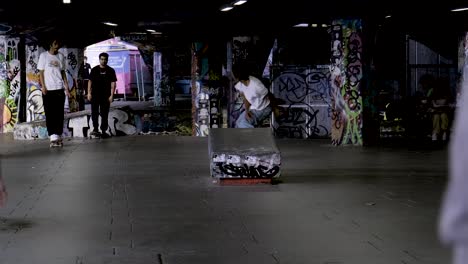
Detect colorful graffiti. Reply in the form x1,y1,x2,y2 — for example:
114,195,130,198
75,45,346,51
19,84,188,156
26,44,45,122
0,36,20,133
191,42,224,136
15,108,137,139
329,19,364,146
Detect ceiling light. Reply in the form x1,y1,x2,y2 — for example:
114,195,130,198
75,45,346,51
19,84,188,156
311,24,318,28
146,29,162,34
293,23,309,27
102,22,118,27
451,7,468,12
385,15,391,18
63,0,71,3
220,5,234,11
233,0,247,5
321,24,328,28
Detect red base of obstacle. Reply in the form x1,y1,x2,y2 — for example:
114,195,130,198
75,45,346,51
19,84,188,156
216,178,272,185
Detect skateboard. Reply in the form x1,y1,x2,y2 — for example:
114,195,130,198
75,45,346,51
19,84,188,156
49,139,63,148
89,132,101,139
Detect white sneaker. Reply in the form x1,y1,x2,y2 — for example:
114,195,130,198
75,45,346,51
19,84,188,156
432,133,437,141
50,134,59,141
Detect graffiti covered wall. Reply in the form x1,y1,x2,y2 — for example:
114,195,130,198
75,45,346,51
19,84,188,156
0,36,20,133
15,108,137,139
271,66,332,138
191,42,224,136
457,32,468,103
329,19,364,146
26,44,45,122
60,47,82,113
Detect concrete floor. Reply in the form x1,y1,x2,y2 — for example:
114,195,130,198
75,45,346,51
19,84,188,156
0,133,450,264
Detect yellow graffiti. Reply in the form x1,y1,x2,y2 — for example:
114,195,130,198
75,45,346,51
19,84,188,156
2,98,17,132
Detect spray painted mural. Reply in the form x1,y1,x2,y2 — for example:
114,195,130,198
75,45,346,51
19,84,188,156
191,42,224,136
26,44,45,122
329,19,364,146
209,128,281,179
15,108,137,139
271,66,332,138
60,47,82,113
25,45,82,125
0,36,20,133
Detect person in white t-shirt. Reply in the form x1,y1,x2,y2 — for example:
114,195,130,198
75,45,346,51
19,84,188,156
38,38,70,146
233,65,271,128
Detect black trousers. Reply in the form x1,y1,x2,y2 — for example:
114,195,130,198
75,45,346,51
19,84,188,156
91,96,110,133
42,89,66,136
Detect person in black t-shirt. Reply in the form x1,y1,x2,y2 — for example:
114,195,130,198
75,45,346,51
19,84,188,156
77,56,92,110
87,52,117,138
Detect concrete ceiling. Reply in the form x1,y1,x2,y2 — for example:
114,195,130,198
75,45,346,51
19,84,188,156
0,0,467,50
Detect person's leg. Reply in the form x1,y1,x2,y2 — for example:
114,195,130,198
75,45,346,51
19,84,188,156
55,90,66,137
47,90,65,138
42,93,53,137
441,112,449,131
251,106,272,127
99,99,111,134
235,111,255,128
90,98,100,132
441,112,449,140
432,113,441,140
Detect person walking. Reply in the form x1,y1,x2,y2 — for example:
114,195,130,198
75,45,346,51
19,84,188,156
87,52,117,138
78,56,91,110
38,38,70,147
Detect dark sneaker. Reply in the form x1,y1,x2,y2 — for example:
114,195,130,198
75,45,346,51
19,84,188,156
90,131,101,138
100,132,110,139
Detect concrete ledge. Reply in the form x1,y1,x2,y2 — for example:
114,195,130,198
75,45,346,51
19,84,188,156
208,128,281,179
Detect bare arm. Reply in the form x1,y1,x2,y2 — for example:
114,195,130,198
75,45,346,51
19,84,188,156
39,70,47,94
87,79,93,101
61,70,70,97
109,81,116,103
241,93,252,119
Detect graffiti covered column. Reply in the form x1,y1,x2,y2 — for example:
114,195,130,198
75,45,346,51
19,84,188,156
191,42,224,136
59,47,82,113
0,36,21,133
329,19,364,146
153,52,163,106
25,44,46,122
457,32,468,104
